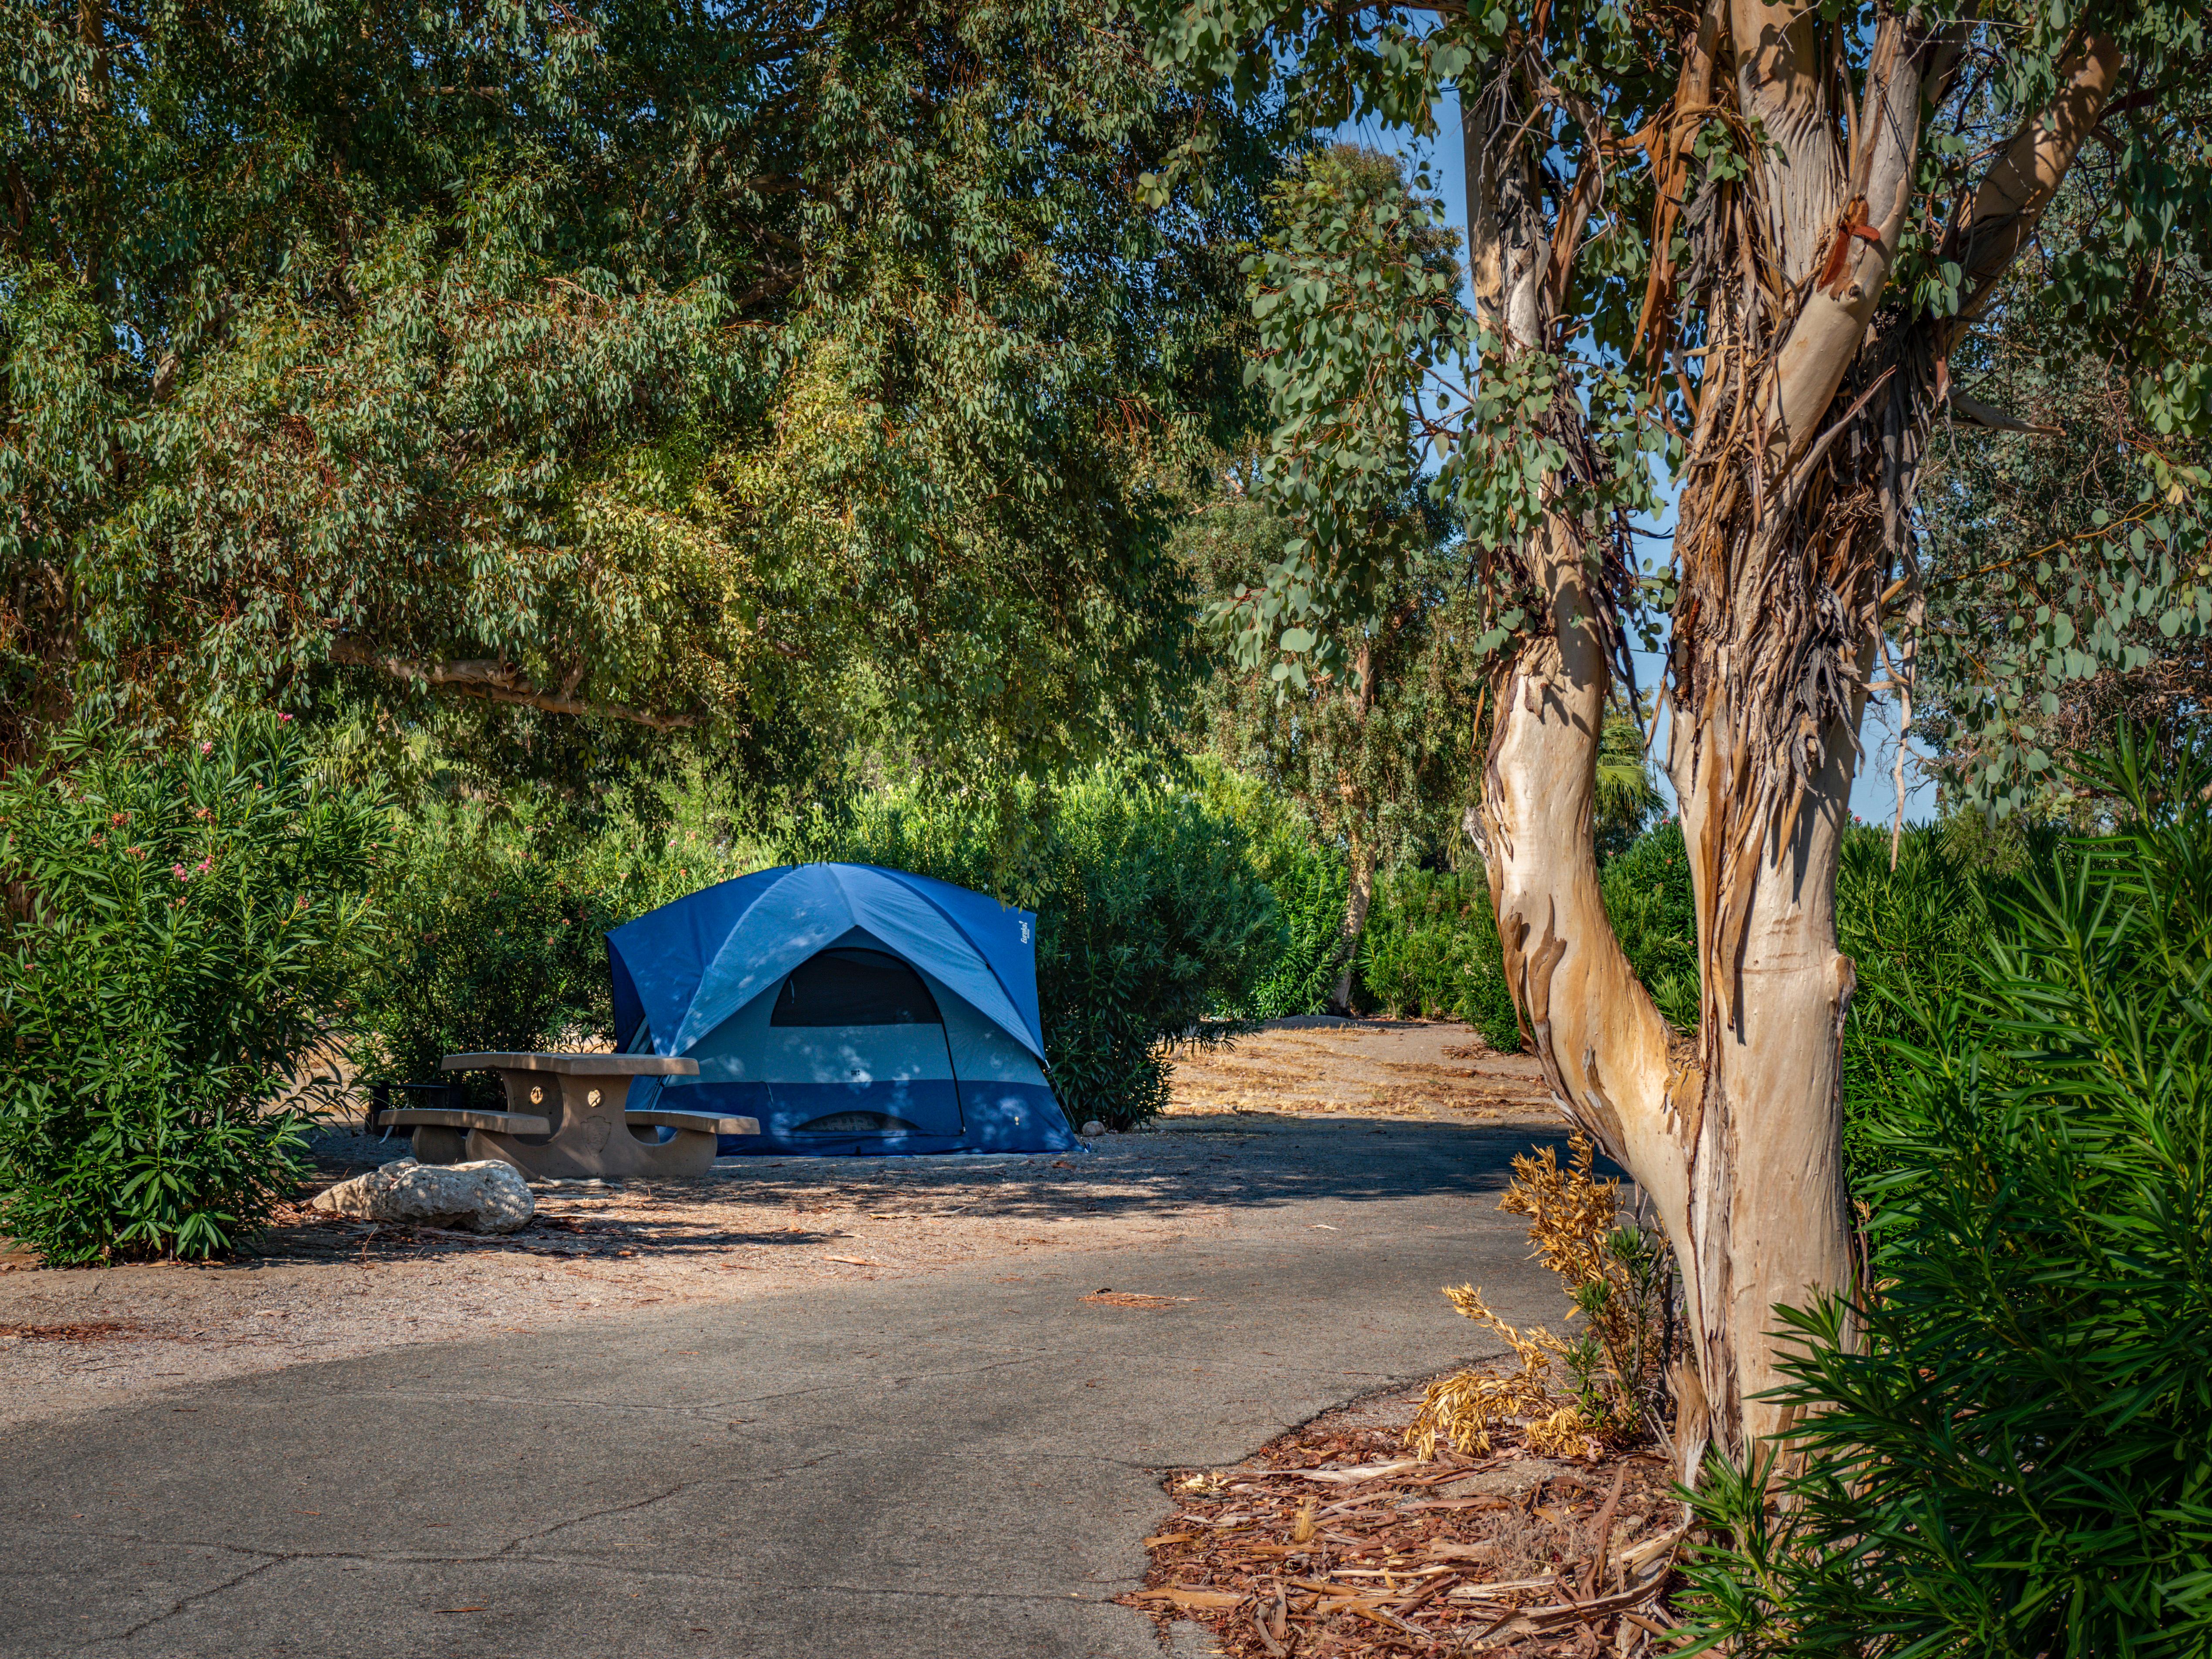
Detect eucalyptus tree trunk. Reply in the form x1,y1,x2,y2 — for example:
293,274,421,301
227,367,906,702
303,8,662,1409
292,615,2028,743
1330,828,1376,1014
1331,643,1380,1014
1464,3,2118,1470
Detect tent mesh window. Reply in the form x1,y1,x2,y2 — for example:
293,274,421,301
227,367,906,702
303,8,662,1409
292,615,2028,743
770,948,943,1027
797,1112,923,1135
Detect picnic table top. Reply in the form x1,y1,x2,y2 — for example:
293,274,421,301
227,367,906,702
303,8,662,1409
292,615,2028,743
441,1051,699,1077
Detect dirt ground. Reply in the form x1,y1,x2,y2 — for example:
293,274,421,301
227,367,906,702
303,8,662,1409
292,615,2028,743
0,1020,1561,1431
1163,1019,1556,1124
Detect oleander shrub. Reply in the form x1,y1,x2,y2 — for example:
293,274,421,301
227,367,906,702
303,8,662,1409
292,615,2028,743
1829,818,2061,1190
1678,736,2212,1658
797,764,1283,1128
1243,831,1350,1019
1598,818,1699,1031
0,716,385,1262
1356,867,1522,1049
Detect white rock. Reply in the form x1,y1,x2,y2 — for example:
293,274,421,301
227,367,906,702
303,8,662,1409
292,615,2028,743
1079,1120,1107,1137
311,1158,535,1234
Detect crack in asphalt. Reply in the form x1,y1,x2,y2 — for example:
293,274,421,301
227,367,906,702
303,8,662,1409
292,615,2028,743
49,1535,1148,1642
84,1545,1147,1615
88,1553,287,1648
53,1451,866,1646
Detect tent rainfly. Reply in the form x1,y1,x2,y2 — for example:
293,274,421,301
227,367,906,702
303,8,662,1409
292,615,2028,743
604,863,1079,1157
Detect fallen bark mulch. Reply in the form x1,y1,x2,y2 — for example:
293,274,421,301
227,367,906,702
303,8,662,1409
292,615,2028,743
1125,1402,1689,1656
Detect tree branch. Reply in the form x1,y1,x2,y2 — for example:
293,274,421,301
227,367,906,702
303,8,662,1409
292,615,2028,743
1731,0,1849,284
327,640,699,731
1630,0,1727,367
1949,389,2060,435
1765,17,1986,462
1953,35,2123,306
1542,151,1605,320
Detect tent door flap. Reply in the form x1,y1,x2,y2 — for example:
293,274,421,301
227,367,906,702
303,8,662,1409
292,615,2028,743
766,1065,963,1137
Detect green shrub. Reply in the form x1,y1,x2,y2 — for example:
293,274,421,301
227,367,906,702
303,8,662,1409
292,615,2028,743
1828,820,2064,1190
1184,759,1348,1019
350,770,756,1097
1356,868,1522,1049
1598,818,1699,1030
1244,833,1350,1018
350,801,616,1096
0,716,384,1261
798,764,1283,1129
1678,738,2212,1658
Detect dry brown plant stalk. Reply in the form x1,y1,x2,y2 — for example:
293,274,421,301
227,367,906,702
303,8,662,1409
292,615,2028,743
1410,1131,1671,1460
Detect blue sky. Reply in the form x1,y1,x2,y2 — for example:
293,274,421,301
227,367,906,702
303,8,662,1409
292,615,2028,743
1329,99,1939,826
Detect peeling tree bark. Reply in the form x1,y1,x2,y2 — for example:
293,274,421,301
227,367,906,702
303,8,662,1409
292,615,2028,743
1479,514,1695,1277
1661,20,2117,1463
1460,5,2121,1471
1463,28,1723,1474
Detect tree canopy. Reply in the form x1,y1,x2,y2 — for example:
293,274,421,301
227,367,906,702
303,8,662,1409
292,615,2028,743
2,0,1292,784
1909,158,2212,805
1186,150,1484,883
1142,0,2212,815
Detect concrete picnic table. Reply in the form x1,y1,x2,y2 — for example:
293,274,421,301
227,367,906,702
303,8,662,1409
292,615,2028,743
381,1052,759,1180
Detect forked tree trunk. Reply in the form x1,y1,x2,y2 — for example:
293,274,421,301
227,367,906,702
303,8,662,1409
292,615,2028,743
1475,503,1861,1470
1462,3,2119,1471
1476,516,1691,1271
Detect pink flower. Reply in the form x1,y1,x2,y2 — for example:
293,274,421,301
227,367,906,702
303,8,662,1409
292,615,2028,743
172,863,188,879
195,857,210,873
200,740,213,755
277,712,292,723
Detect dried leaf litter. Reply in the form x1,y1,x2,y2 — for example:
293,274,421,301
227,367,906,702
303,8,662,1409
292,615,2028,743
1124,1389,1686,1658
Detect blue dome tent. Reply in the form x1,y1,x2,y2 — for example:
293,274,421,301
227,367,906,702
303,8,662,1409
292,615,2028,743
604,863,1079,1156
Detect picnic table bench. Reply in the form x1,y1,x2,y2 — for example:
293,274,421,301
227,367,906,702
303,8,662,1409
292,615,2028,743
380,1052,758,1179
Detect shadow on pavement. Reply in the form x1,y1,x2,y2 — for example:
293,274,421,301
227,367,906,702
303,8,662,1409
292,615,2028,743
256,1113,1611,1267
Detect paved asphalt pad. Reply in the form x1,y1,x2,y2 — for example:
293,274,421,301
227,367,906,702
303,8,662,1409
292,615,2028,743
0,1121,1569,1657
